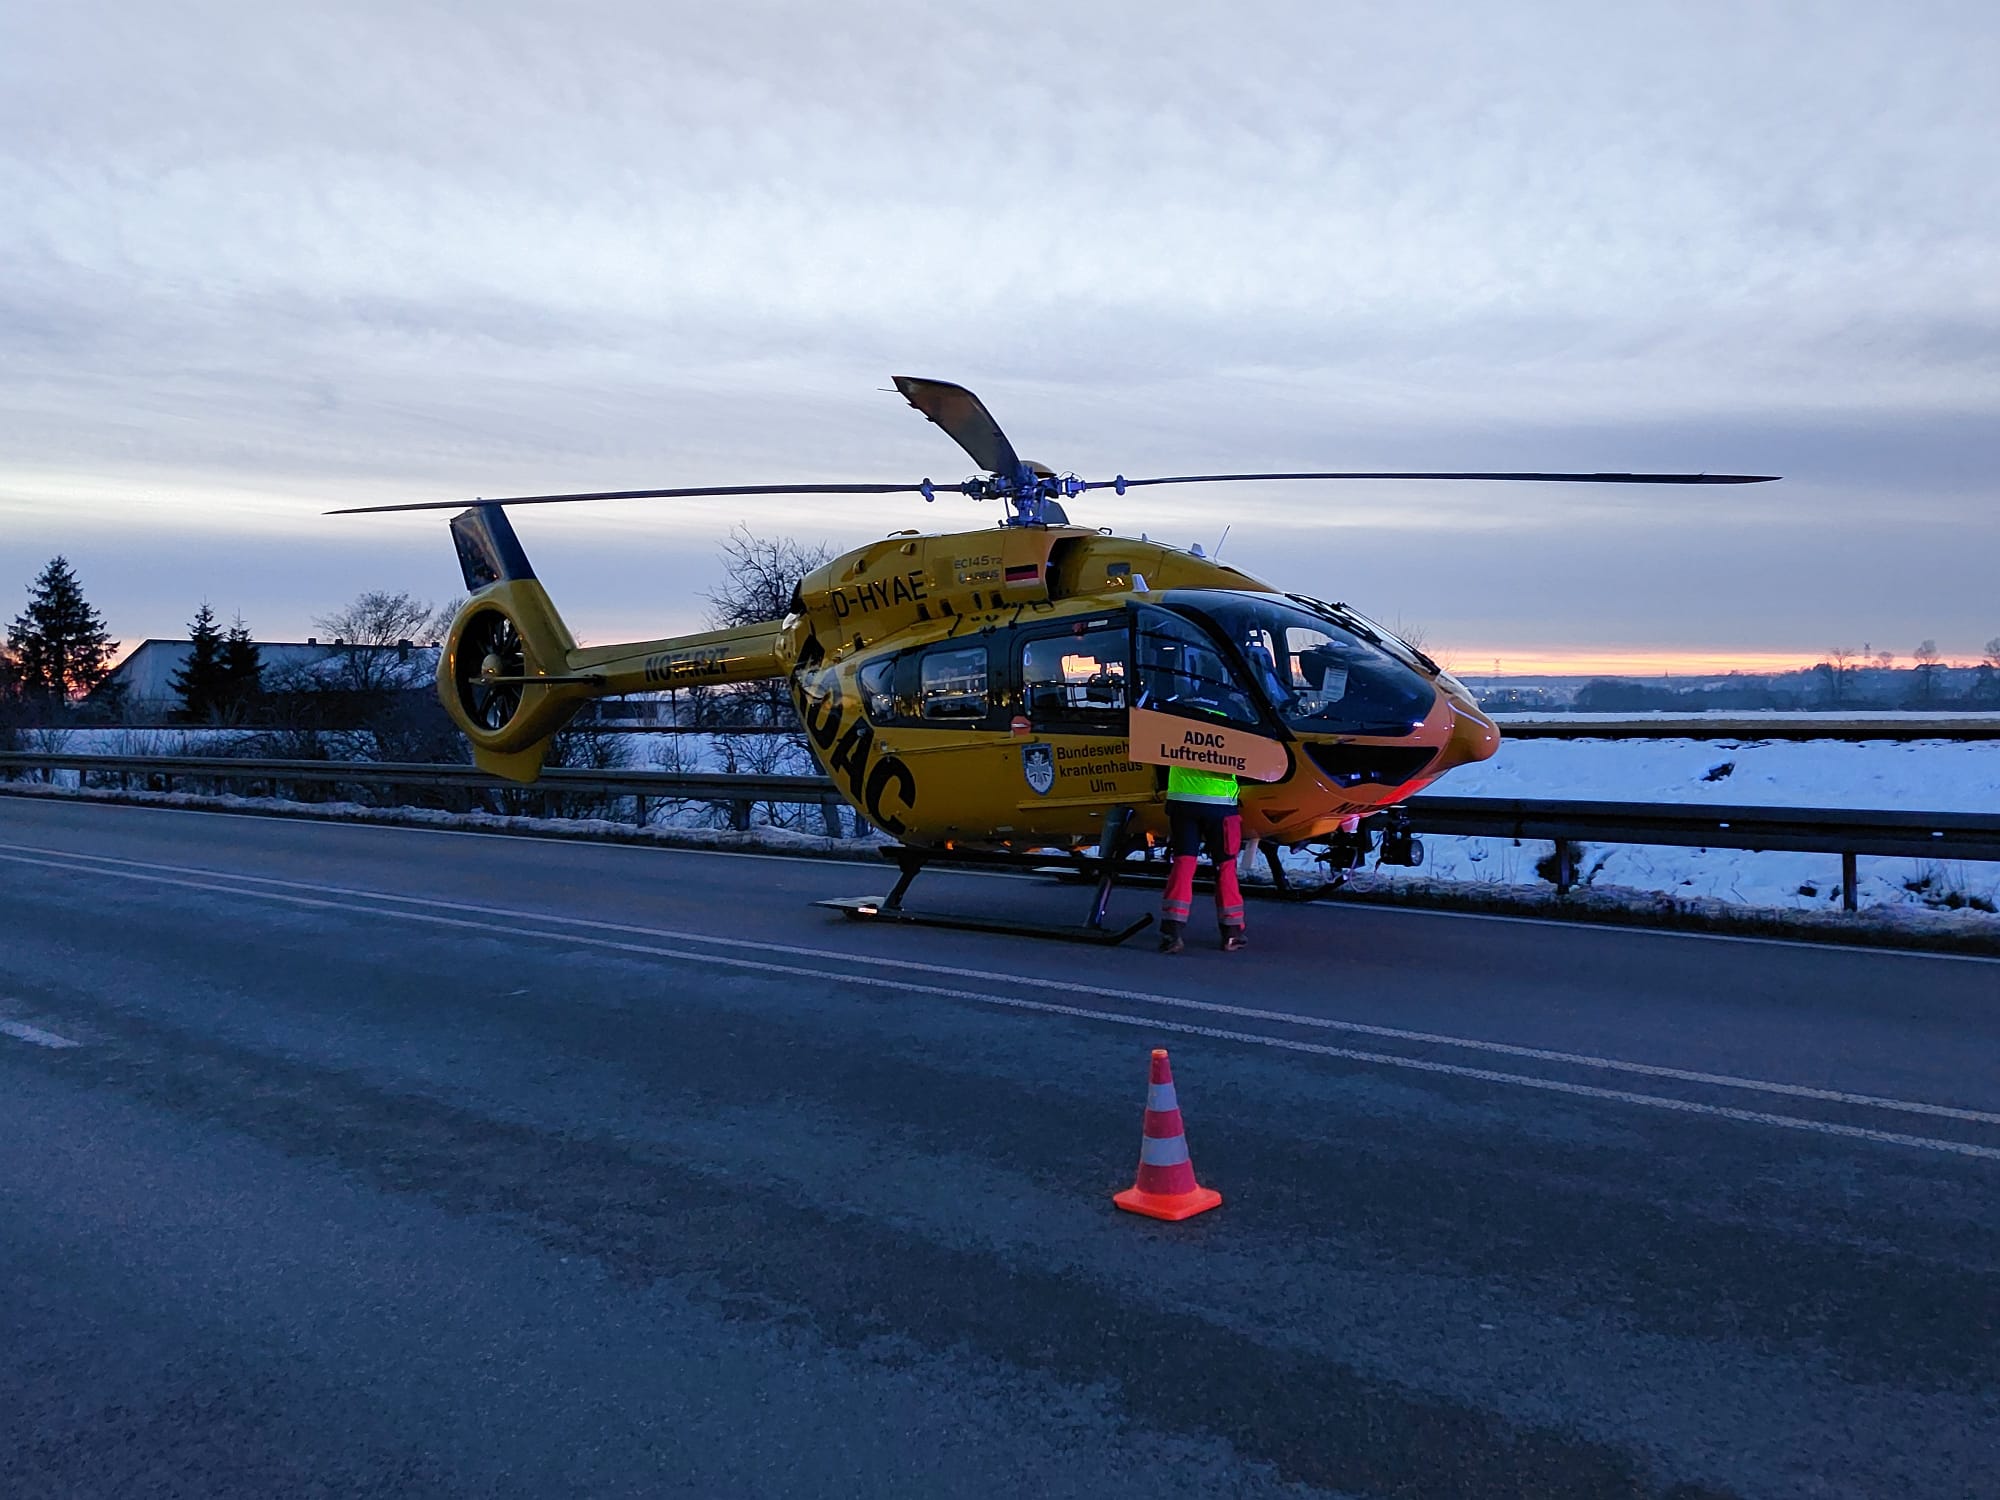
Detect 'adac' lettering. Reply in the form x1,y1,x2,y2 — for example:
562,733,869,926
828,718,875,800
795,667,917,835
803,684,843,749
863,756,914,835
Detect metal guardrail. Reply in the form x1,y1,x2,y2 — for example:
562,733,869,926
0,752,822,799
0,751,840,834
1401,795,2000,910
5,751,1997,912
1402,796,2000,862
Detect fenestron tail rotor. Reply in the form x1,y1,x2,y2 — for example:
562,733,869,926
451,607,526,733
327,376,1778,523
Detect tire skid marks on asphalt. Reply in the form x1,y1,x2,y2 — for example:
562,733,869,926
7,839,1999,1131
4,846,2000,1161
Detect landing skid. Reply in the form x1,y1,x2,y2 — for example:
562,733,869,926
811,806,1154,947
1039,842,1348,902
813,897,1152,946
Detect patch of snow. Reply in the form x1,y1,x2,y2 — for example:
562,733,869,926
1389,736,2000,917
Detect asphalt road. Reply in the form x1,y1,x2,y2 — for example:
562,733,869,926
2,796,1997,1498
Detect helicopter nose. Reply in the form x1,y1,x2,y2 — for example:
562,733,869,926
1435,695,1501,772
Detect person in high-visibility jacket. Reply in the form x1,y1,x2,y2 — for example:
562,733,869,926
1159,762,1247,953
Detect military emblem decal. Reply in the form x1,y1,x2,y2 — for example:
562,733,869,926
1021,742,1055,796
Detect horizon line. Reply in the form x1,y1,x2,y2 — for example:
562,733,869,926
1434,647,1994,678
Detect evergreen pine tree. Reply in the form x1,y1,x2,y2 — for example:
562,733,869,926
220,615,264,720
6,556,118,703
170,603,229,722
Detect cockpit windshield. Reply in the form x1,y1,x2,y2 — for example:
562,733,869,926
1165,592,1437,737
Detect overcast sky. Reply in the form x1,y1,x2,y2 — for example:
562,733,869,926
4,0,1996,673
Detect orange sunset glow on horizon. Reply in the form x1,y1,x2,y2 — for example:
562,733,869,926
1436,647,1957,679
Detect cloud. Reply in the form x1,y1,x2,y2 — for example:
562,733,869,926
2,1,1997,654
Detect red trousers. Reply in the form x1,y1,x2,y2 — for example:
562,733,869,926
1160,801,1245,934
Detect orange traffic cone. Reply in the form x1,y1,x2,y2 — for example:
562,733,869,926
1114,1048,1223,1221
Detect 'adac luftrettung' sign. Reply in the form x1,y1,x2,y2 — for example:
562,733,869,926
1126,707,1289,783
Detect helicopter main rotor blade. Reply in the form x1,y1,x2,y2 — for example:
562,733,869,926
326,481,940,516
1083,470,1779,491
893,376,1022,477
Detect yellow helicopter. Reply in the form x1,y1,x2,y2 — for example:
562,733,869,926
338,377,1774,942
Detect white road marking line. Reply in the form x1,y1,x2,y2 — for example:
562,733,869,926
13,796,1998,963
6,840,1997,1128
0,1018,80,1049
3,848,1998,1162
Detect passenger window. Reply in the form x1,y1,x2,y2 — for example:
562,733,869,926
919,646,988,721
859,657,898,721
1021,623,1127,723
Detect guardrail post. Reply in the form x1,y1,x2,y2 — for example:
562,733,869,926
730,798,751,831
633,794,648,827
1556,839,1576,895
1842,851,1858,913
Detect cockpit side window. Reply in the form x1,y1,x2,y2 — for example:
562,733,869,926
1131,607,1262,728
1181,593,1434,737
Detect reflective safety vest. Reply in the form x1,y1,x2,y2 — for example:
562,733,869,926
1167,764,1239,805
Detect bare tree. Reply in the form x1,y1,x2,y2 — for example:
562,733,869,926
698,526,843,832
704,525,831,631
313,590,451,694
1912,639,1942,706
1825,647,1857,707
702,526,832,731
1977,638,2000,705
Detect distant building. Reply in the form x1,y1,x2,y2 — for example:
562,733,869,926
92,639,440,720
582,692,677,725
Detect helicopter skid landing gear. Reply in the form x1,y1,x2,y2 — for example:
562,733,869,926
813,822,1155,946
1263,841,1336,902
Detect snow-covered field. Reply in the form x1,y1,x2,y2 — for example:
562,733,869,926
1397,736,1999,915
13,724,1998,919
1435,734,1999,813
